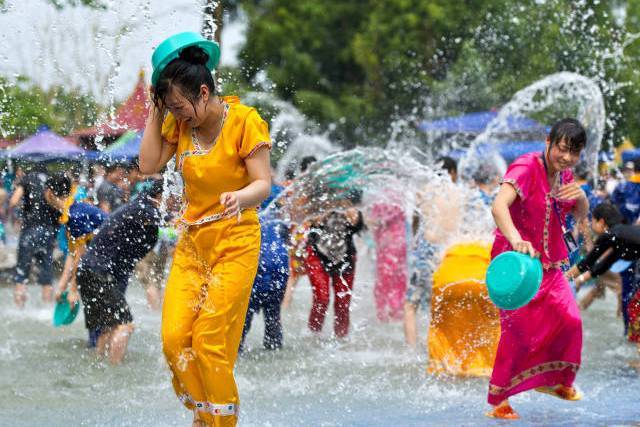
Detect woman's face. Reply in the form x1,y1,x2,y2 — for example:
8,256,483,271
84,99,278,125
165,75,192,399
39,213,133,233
546,137,582,172
164,85,209,127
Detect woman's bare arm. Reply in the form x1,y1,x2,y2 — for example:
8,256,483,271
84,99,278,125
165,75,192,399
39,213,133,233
491,183,538,257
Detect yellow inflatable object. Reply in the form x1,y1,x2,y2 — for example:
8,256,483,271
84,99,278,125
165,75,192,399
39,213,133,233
427,242,500,377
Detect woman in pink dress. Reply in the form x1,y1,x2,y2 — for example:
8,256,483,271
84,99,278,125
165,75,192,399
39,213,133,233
487,118,589,419
371,198,408,322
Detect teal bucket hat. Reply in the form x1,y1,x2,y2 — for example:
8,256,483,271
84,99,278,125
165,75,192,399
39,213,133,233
53,291,80,327
485,251,543,310
151,32,220,86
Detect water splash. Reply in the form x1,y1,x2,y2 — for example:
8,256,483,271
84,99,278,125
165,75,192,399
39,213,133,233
459,72,605,181
274,147,495,247
242,91,340,180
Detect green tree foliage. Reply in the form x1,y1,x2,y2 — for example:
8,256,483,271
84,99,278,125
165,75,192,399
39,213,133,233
240,1,502,146
620,0,640,146
435,0,637,148
0,76,99,140
239,0,640,148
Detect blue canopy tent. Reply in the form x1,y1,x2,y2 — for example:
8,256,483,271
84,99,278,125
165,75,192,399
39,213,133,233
445,140,546,163
417,111,548,137
418,111,548,164
98,130,142,162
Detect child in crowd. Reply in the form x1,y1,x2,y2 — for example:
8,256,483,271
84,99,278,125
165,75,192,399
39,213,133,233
240,184,289,351
566,202,640,368
76,180,162,364
403,212,438,348
44,173,107,347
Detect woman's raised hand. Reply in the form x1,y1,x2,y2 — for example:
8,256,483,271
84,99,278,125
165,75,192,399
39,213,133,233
554,182,586,202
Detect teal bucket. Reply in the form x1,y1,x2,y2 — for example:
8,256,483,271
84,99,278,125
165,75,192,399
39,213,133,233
151,32,220,86
485,251,543,310
53,291,80,327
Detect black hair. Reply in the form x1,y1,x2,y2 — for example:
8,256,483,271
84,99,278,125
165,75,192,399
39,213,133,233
145,178,164,198
437,156,457,174
574,162,592,181
105,163,126,174
633,158,640,173
45,173,72,199
472,163,495,185
548,118,587,153
284,166,296,181
300,156,317,173
152,46,216,116
592,203,624,228
345,188,363,205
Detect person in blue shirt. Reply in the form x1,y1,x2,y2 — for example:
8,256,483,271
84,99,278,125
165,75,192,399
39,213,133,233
610,159,640,340
44,173,107,310
612,159,640,224
471,162,500,207
240,183,289,351
403,211,442,348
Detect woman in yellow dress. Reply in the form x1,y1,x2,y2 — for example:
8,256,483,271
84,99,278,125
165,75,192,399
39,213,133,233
140,39,271,427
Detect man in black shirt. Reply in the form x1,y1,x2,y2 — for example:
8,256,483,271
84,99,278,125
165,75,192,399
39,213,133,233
9,166,60,307
566,202,640,368
567,203,639,287
76,179,162,364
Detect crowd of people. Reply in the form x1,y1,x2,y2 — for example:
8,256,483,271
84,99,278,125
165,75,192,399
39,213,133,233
3,119,640,424
3,38,640,426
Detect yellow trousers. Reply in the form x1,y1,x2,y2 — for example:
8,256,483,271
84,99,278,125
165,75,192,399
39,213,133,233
162,214,260,427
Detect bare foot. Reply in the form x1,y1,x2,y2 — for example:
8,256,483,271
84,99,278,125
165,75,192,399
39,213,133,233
41,285,54,304
145,286,162,311
96,328,113,358
108,323,134,365
13,284,27,308
485,400,519,419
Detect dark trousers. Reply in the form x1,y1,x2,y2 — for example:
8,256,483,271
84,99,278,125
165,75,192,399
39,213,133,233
240,283,287,351
15,225,56,284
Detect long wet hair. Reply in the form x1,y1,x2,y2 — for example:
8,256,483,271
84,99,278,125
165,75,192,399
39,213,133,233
152,46,216,117
548,118,587,153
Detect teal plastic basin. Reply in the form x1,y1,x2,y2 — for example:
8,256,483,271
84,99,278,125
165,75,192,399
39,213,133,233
53,291,80,327
151,32,220,86
485,251,543,310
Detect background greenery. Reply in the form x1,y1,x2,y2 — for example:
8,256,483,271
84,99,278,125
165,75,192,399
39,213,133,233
1,0,640,152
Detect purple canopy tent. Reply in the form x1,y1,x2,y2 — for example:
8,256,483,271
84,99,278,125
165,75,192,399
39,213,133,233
1,127,87,160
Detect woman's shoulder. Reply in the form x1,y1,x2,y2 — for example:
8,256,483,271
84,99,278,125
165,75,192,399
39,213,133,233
223,96,261,123
509,152,541,169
